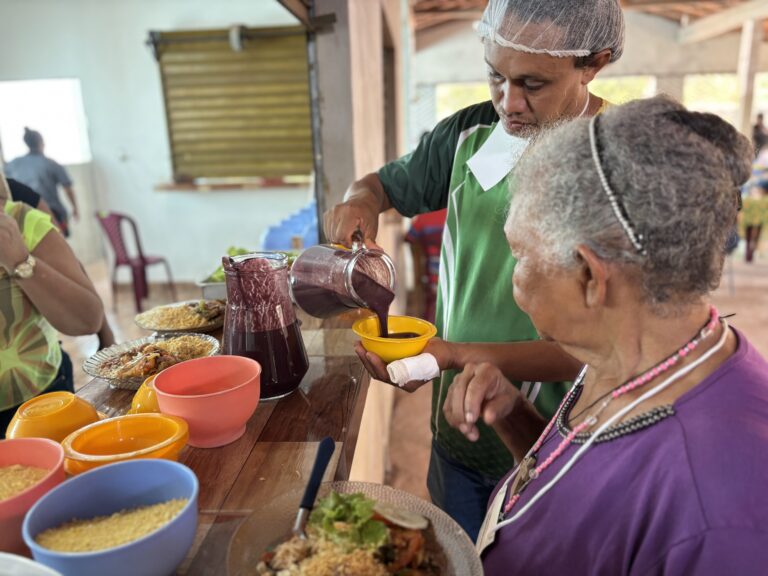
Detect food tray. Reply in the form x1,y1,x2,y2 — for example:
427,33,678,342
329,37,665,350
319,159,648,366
134,300,225,333
196,279,227,301
82,333,220,390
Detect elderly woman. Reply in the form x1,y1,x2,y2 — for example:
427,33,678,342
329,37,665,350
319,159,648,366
0,173,103,436
436,96,768,574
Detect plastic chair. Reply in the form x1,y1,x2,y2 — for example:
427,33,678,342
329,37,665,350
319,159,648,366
96,211,177,312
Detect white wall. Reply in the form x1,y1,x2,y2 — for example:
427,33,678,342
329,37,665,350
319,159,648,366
0,0,311,281
413,12,768,85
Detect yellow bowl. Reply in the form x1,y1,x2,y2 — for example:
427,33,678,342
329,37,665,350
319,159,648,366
5,392,101,442
61,413,189,475
128,375,160,414
352,315,437,363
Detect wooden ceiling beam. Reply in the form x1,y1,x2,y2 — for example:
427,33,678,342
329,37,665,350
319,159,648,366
277,0,312,28
414,9,484,30
679,0,768,43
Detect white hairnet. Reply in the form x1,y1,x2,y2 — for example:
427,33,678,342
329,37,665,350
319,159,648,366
477,0,625,62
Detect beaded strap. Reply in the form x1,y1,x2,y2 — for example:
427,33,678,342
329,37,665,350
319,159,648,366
503,306,720,516
557,395,676,445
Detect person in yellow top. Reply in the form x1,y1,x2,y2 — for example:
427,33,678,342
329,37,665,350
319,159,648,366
0,173,103,436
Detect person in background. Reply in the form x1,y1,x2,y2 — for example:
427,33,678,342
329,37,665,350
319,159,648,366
447,96,766,575
0,172,103,436
5,127,79,237
741,144,768,262
6,177,115,350
327,0,624,540
6,177,54,215
753,113,767,155
405,209,447,324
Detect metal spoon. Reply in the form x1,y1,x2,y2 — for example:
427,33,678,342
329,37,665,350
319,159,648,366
291,436,335,539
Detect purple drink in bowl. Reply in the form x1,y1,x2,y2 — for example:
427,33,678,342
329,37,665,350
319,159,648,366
222,252,309,400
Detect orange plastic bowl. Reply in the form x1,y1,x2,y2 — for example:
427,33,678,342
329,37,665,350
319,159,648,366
5,392,100,442
0,438,65,554
154,356,261,449
127,374,160,415
61,413,189,476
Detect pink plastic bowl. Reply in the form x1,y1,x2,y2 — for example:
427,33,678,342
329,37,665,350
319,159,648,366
154,356,261,448
0,438,65,554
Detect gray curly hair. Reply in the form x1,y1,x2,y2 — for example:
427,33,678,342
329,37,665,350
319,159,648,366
507,95,752,308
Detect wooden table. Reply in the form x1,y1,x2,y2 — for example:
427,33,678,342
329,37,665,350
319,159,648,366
76,313,370,575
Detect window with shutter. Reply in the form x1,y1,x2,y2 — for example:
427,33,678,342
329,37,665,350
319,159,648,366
149,26,313,184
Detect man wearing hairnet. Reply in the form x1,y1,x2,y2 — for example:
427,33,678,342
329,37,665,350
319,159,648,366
324,0,625,540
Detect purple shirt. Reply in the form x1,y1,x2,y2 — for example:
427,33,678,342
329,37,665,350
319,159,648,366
483,330,768,575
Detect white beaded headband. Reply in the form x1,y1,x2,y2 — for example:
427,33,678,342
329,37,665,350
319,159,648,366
588,115,647,255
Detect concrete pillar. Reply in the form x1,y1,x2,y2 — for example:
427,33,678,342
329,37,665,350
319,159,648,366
313,0,411,485
737,19,763,135
314,0,356,209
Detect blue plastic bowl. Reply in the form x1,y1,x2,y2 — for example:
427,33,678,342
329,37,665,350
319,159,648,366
22,459,198,576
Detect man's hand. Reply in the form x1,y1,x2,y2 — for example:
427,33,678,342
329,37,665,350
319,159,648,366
0,212,30,272
354,337,454,393
323,198,380,247
323,173,391,247
443,363,521,442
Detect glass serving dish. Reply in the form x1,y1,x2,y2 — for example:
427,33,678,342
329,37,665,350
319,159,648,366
226,481,483,576
82,332,220,390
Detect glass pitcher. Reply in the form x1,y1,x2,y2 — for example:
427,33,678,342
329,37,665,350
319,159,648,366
222,252,309,400
289,239,396,335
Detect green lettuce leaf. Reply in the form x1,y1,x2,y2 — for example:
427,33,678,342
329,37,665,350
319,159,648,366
308,492,388,550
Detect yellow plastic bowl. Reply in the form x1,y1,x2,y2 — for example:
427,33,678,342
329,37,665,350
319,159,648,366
128,375,160,414
61,413,189,475
352,315,437,363
5,392,101,442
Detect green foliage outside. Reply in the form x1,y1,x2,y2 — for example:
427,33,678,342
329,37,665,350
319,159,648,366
590,76,655,104
435,83,489,121
434,76,655,121
434,74,768,133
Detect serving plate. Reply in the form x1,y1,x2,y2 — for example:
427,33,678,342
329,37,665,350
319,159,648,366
83,333,220,390
134,300,225,333
226,481,483,576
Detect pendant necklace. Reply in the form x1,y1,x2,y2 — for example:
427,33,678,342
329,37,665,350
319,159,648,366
506,307,721,510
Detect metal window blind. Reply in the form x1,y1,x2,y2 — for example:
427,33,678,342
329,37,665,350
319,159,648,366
152,26,313,182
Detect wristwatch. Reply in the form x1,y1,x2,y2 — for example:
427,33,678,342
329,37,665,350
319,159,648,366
12,254,36,279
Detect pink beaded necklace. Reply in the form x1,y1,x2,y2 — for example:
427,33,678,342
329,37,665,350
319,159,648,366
504,306,721,515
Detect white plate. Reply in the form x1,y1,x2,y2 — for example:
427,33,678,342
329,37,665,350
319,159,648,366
0,552,63,575
226,481,483,576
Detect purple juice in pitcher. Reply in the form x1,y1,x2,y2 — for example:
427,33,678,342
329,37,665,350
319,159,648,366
222,253,309,400
225,323,308,398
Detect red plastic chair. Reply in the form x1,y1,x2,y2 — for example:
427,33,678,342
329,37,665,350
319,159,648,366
96,211,177,312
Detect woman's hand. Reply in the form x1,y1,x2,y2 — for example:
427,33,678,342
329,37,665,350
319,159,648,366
443,362,522,442
354,337,454,393
0,212,30,272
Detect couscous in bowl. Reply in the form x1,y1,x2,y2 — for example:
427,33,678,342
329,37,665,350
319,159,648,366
0,438,65,554
23,459,198,576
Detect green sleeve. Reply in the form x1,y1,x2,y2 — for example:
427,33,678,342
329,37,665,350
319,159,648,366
21,204,56,251
378,101,497,217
